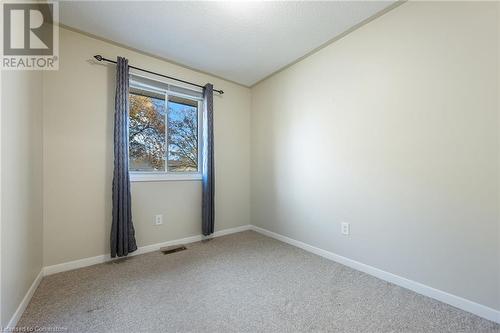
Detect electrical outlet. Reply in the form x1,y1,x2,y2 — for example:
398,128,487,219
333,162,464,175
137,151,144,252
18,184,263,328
341,222,350,235
154,214,163,226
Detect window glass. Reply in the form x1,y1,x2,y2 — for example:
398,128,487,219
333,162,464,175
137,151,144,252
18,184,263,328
128,83,201,175
129,88,166,171
167,95,199,172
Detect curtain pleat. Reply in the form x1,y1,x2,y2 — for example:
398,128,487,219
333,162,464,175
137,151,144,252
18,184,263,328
202,84,215,236
111,56,137,257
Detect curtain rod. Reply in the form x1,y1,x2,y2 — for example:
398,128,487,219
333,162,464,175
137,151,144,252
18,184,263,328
93,55,224,95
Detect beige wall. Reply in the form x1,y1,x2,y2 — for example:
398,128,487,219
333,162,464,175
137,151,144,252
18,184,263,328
251,1,499,311
1,71,44,326
43,28,251,266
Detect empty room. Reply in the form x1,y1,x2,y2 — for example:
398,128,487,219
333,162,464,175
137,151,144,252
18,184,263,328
1,0,499,332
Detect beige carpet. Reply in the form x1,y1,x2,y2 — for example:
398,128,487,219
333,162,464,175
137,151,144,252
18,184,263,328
18,231,499,332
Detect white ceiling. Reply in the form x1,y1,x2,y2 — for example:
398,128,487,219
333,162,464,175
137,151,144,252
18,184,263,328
60,1,395,86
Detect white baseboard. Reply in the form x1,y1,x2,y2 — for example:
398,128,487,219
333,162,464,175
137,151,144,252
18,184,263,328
10,224,500,327
8,225,251,327
43,224,251,276
250,225,500,324
6,270,43,329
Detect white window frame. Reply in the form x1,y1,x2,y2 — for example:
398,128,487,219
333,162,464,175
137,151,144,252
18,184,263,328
129,79,203,182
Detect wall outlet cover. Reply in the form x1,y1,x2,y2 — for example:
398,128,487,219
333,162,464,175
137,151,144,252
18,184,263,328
341,222,350,235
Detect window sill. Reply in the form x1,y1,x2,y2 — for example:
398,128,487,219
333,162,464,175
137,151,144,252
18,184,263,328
130,172,202,182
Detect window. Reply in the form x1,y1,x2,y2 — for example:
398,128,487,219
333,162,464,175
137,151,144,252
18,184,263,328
128,77,202,181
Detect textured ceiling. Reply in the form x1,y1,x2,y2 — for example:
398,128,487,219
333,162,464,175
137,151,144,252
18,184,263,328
60,1,396,86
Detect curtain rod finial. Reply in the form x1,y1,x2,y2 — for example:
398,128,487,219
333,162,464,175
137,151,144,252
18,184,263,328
94,55,103,61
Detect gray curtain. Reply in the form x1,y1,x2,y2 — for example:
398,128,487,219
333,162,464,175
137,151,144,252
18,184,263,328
110,57,137,257
202,84,215,236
